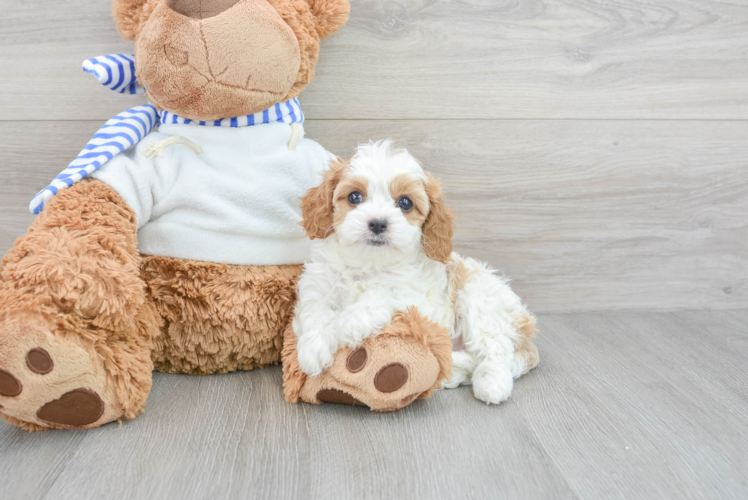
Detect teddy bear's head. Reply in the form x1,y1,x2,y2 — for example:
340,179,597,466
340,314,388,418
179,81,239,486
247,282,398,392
112,0,349,121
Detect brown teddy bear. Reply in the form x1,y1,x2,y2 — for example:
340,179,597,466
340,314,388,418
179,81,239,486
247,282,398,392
0,0,451,431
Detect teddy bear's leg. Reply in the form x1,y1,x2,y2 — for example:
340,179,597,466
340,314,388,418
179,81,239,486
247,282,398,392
141,256,302,375
0,180,159,431
282,308,453,412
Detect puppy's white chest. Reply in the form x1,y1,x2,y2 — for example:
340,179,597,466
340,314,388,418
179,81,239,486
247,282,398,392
348,272,375,299
345,271,422,299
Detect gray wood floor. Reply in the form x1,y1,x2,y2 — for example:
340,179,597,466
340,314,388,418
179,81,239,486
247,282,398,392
1,310,746,500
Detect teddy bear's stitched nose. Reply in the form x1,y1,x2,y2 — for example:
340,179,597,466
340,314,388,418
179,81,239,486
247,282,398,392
168,0,241,20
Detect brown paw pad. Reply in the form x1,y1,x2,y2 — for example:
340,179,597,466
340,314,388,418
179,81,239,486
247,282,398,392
0,370,22,397
374,363,409,393
346,347,367,373
37,389,105,426
26,348,54,375
316,389,366,406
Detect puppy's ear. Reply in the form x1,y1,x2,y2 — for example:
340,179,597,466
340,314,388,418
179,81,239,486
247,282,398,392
307,0,350,39
422,173,455,264
300,158,347,239
113,0,158,41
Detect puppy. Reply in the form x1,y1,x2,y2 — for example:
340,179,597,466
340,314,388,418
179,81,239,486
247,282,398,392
293,141,538,404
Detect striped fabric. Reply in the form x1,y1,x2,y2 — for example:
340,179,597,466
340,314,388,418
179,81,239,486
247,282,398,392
82,54,145,95
160,98,304,127
31,53,306,214
29,104,158,215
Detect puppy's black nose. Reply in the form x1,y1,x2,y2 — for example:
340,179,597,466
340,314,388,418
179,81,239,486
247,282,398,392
368,219,388,235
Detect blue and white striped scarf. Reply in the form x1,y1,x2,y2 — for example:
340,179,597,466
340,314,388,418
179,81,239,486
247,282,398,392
160,99,303,127
30,54,304,215
82,54,146,95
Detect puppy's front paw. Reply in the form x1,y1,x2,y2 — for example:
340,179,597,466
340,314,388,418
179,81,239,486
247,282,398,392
296,333,335,377
443,350,476,389
472,361,513,405
336,313,373,347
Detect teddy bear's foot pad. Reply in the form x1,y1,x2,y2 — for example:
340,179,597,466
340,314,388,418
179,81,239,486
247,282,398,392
316,389,365,406
0,370,23,397
374,363,409,393
299,336,443,412
37,389,105,426
26,348,54,374
0,319,123,431
314,358,414,408
283,309,453,412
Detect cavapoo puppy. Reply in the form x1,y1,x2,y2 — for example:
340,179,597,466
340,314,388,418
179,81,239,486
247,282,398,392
293,141,538,404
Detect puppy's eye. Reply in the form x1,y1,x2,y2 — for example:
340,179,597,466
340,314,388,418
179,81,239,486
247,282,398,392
348,191,363,205
398,196,413,211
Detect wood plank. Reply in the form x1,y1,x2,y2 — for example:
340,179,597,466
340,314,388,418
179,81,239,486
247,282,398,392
38,370,314,500
33,368,576,500
1,119,745,313
0,310,745,499
1,0,747,121
525,310,748,499
0,424,88,499
302,388,575,499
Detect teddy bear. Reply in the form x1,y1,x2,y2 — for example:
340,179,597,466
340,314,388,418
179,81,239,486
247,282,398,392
0,0,454,431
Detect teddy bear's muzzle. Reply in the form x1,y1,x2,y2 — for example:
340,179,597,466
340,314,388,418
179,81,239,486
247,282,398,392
136,0,302,121
168,0,241,20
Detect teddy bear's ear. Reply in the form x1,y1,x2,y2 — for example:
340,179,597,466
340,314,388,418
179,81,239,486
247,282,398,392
307,0,350,39
113,0,157,41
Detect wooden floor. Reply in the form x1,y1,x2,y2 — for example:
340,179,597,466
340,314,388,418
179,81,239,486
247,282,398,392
0,310,745,500
1,1,747,499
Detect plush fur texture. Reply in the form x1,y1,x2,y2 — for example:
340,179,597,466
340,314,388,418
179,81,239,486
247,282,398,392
0,180,157,430
143,256,302,374
135,0,301,120
0,180,306,430
290,141,539,405
113,0,350,120
113,0,158,40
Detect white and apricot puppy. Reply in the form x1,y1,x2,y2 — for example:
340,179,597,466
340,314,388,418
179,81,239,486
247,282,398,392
294,141,538,404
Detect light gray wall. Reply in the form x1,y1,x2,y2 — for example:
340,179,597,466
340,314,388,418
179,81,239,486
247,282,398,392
1,0,746,312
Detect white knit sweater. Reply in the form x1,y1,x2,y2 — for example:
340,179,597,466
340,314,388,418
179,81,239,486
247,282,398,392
91,121,335,266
